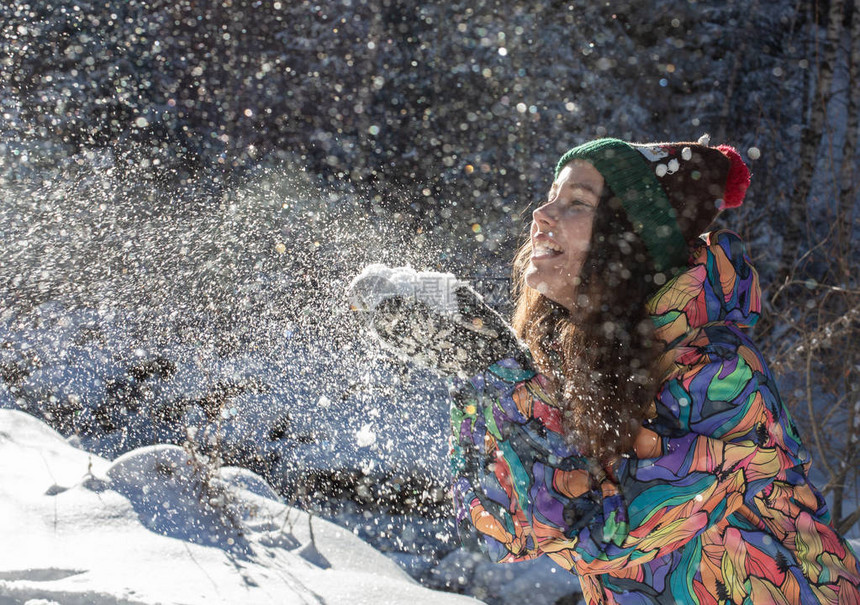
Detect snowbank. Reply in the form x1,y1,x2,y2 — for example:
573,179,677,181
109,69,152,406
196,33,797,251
0,409,480,605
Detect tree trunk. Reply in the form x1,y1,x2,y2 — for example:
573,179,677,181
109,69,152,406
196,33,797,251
781,0,845,277
837,0,860,266
717,0,757,143
833,0,860,538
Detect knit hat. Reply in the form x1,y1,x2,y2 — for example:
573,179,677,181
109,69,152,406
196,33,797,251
555,137,751,273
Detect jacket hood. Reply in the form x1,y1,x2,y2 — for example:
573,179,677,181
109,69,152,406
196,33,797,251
647,230,761,350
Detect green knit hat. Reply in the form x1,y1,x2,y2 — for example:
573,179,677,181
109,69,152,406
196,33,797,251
555,137,750,273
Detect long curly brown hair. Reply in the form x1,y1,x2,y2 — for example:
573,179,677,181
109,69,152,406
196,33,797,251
511,187,662,463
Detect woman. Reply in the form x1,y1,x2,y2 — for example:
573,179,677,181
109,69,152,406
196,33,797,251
350,138,860,604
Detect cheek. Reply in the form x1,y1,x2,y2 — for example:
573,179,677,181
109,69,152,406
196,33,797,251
569,236,590,255
561,217,594,254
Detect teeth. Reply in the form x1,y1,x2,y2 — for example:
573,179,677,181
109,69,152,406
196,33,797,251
534,241,563,255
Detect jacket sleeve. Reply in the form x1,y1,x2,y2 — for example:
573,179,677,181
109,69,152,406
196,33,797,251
450,336,807,575
449,357,602,563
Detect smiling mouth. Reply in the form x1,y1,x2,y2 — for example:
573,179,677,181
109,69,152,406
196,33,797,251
532,240,564,259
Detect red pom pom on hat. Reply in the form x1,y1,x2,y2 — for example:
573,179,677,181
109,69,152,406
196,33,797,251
716,145,750,208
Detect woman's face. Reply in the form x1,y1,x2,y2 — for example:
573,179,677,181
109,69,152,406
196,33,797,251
524,160,604,311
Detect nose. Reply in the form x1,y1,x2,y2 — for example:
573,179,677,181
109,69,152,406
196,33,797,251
532,200,557,230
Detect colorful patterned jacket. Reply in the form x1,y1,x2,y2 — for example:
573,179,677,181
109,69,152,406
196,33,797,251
450,231,860,604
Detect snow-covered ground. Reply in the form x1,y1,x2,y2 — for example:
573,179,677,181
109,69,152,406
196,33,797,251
0,408,482,605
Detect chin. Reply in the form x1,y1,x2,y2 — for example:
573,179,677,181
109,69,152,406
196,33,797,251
524,273,554,300
523,265,544,292
525,270,575,310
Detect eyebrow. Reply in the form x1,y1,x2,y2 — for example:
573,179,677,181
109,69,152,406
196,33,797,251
566,182,600,197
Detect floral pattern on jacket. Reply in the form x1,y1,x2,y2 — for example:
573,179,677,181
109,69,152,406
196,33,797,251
449,230,860,604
